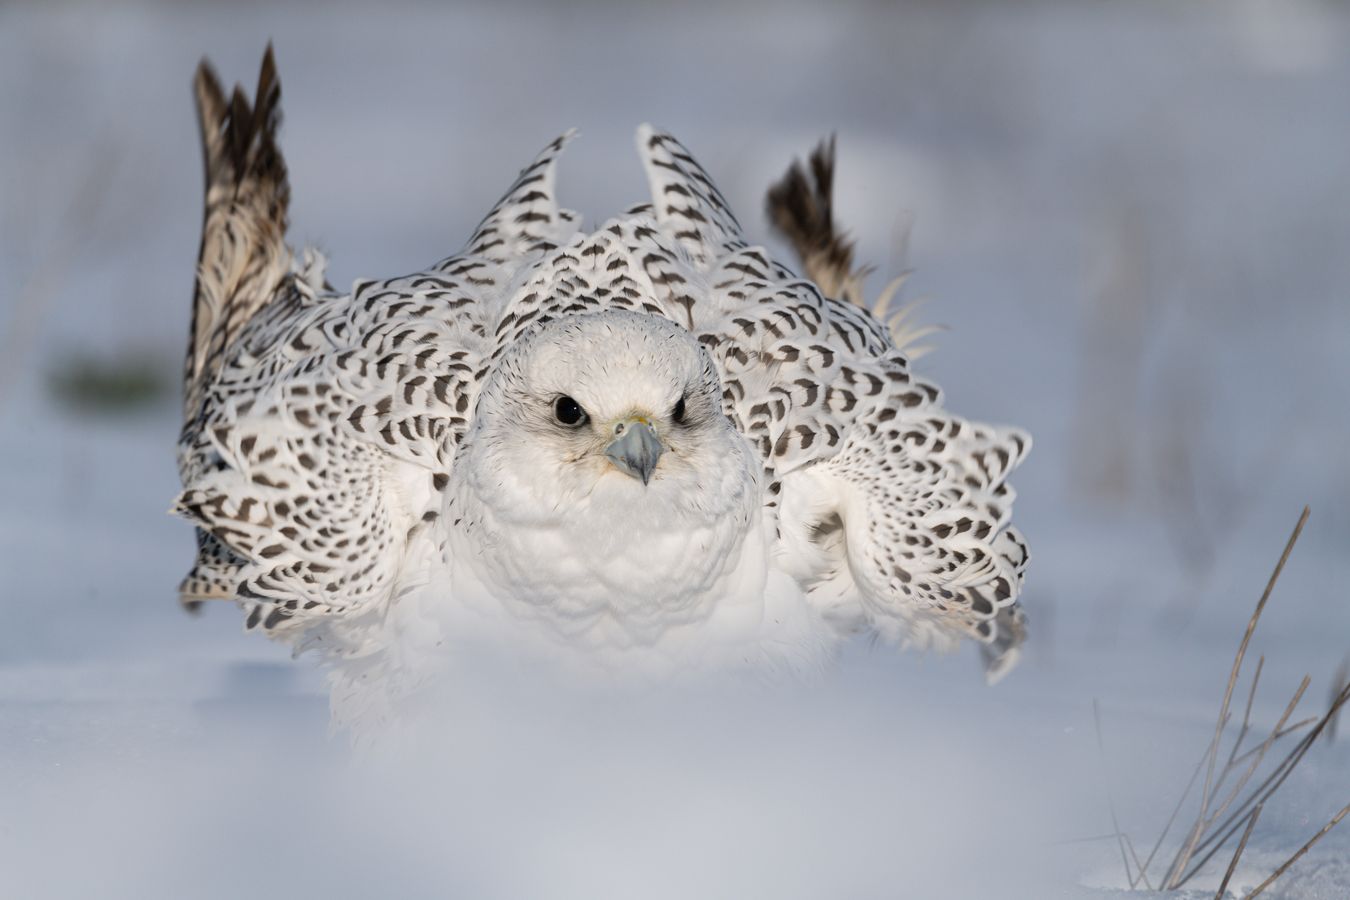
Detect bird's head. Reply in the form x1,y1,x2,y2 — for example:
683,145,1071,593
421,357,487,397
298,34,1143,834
462,310,752,518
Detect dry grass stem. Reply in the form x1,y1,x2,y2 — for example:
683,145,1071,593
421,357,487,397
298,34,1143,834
1220,655,1264,775
1202,677,1310,834
1329,657,1349,743
1214,803,1262,900
1093,508,1341,895
1163,506,1310,888
1094,698,1139,888
1136,751,1205,885
1188,679,1350,875
1244,799,1350,898
1123,834,1153,891
1230,717,1316,768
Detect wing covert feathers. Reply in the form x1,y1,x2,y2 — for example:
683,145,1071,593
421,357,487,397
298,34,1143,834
458,130,581,265
822,396,1032,677
637,125,747,267
760,135,1030,674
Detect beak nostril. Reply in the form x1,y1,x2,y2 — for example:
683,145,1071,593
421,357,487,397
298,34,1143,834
605,416,663,486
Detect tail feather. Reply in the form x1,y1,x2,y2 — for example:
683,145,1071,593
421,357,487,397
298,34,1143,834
184,44,292,422
767,137,939,356
766,136,867,305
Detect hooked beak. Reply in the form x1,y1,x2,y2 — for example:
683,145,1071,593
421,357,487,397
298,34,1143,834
604,417,663,486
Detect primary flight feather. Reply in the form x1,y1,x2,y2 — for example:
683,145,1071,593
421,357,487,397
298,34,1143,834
173,48,1031,709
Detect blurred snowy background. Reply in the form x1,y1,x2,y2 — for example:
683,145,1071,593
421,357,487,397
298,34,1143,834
2,1,1348,897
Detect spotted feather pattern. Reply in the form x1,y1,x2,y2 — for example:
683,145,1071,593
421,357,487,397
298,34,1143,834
174,49,1030,675
632,129,1031,668
186,45,292,423
176,81,584,638
178,47,294,610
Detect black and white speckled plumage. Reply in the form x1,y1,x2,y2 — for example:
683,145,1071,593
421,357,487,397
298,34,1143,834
173,49,1031,695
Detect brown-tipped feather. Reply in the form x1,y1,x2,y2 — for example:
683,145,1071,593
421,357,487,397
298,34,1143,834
180,44,293,611
766,137,941,357
192,60,227,175
766,136,866,306
184,43,292,423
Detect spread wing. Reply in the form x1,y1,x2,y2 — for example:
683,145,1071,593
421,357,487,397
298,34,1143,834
634,127,1031,679
174,48,581,649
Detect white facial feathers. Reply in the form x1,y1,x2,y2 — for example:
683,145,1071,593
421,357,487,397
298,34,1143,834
488,311,719,437
446,311,762,641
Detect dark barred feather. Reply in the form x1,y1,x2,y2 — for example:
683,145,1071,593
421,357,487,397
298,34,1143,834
765,136,864,305
180,45,293,609
185,44,291,423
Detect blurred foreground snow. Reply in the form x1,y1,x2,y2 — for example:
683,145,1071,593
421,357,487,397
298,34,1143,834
2,1,1348,897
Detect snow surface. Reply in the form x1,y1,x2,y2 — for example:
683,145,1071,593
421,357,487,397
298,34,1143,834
2,1,1348,897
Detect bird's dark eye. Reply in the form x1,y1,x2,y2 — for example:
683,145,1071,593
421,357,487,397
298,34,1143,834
553,395,587,427
672,395,687,424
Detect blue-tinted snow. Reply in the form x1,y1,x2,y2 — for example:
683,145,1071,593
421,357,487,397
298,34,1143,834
1,1,1348,897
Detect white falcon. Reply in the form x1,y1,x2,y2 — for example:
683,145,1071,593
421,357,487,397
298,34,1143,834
174,48,1031,711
